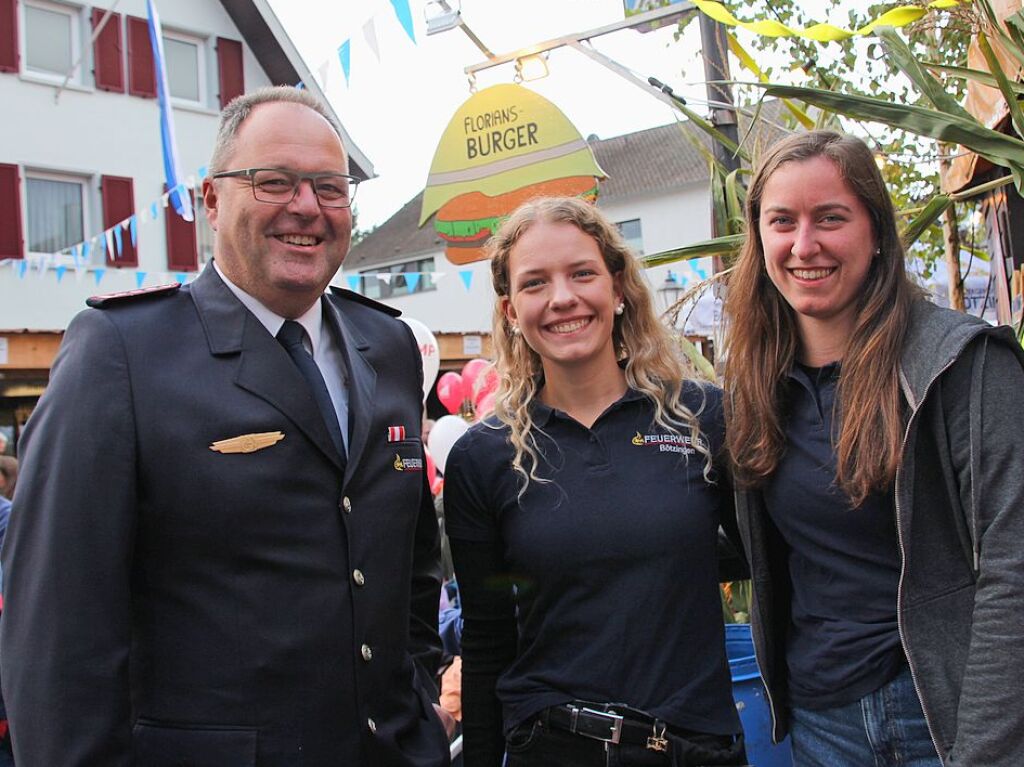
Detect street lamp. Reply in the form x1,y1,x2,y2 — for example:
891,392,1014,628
658,271,686,312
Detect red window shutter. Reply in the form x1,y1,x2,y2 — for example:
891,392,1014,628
0,163,24,259
101,175,137,267
126,15,155,98
165,186,198,272
216,37,243,109
0,0,18,74
92,9,125,93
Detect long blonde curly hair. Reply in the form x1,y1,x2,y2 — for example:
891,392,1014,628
486,196,712,494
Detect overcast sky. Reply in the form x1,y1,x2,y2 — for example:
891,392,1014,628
266,0,719,229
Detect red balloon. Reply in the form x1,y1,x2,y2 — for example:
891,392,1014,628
462,358,493,402
424,447,442,495
475,391,496,420
473,366,499,408
436,371,464,414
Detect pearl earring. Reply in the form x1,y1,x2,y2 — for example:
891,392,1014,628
614,303,625,316
510,324,521,335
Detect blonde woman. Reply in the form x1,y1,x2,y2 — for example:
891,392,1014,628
443,197,747,767
724,130,1024,766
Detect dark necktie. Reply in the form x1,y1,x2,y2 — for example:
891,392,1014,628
276,320,347,463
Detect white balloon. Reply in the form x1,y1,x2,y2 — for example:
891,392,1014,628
400,316,441,402
427,415,469,474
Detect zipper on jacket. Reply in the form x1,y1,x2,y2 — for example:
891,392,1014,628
748,590,783,744
894,353,964,764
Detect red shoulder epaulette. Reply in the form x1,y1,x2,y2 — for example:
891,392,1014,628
87,283,181,309
329,286,401,317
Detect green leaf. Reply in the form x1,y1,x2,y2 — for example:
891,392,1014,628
973,0,1024,71
759,83,1024,190
724,169,744,234
900,194,952,247
678,336,717,381
923,62,1024,96
669,101,749,162
977,31,1024,141
642,235,744,267
727,31,815,129
875,27,974,122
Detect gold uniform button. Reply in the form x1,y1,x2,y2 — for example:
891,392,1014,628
352,569,365,586
367,717,377,734
342,496,352,513
361,643,373,661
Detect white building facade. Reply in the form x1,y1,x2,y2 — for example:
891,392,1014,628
0,0,372,441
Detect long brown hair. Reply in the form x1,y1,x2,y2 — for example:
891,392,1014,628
487,196,711,494
723,131,923,505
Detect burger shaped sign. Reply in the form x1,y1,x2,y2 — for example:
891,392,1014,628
420,83,606,265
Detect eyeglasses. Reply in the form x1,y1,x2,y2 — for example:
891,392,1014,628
212,168,360,209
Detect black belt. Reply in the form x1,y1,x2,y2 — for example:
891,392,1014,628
540,702,671,751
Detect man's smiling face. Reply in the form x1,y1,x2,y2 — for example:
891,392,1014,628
204,101,352,318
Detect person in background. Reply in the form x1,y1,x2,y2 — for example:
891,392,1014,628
723,130,1024,767
0,86,449,767
0,457,16,502
0,457,12,764
444,197,746,767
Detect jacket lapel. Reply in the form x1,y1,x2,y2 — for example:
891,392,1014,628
190,265,344,470
323,296,376,485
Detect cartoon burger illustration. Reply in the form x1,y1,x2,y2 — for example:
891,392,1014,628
420,83,606,265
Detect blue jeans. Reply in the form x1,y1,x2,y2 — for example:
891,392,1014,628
789,666,941,767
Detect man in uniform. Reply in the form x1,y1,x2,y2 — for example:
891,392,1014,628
0,87,451,767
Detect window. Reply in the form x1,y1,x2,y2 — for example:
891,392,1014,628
616,218,644,255
162,30,205,104
22,0,80,81
361,258,437,299
25,172,87,255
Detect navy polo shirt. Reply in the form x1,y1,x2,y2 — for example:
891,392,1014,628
762,363,904,710
445,383,741,738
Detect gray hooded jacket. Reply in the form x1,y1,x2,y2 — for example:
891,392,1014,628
736,299,1024,766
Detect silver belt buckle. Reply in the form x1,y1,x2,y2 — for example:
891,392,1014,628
578,706,624,744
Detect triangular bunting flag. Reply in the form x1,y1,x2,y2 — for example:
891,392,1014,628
82,241,92,262
55,265,67,283
150,201,159,220
94,268,106,286
338,40,351,85
129,215,138,247
405,273,421,293
174,272,188,285
16,261,27,279
459,270,473,291
113,226,124,257
71,243,82,267
390,0,416,43
136,272,148,288
363,17,381,62
197,165,208,180
318,59,332,89
105,229,116,260
378,273,392,285
346,275,361,292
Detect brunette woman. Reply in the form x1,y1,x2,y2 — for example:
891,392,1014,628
724,130,1024,767
444,197,747,766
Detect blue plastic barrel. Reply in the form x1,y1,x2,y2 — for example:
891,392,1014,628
726,624,793,767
